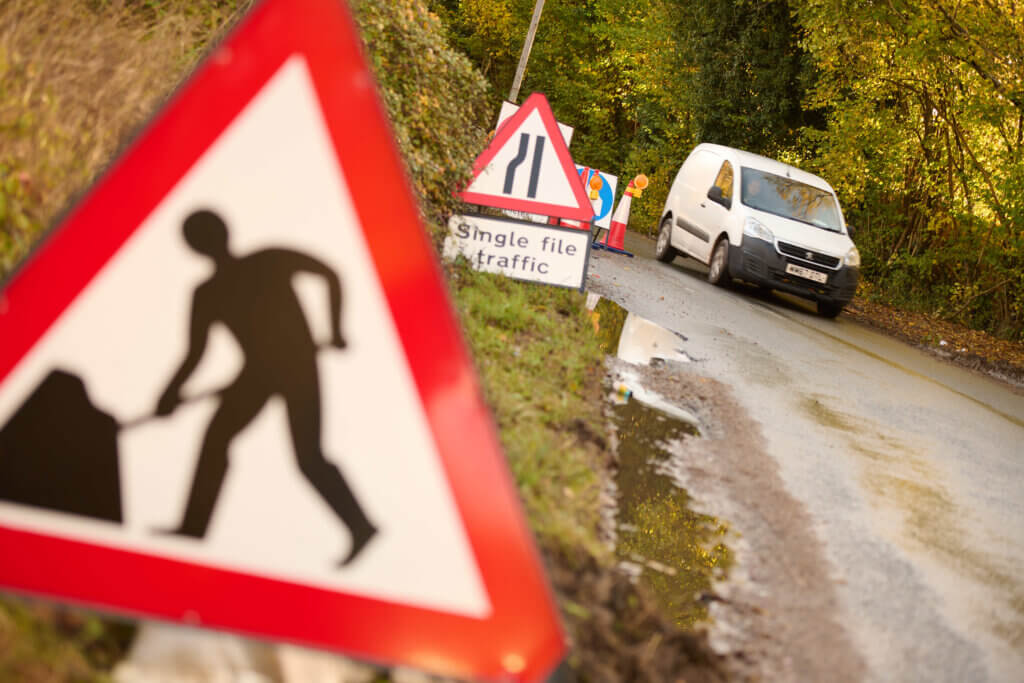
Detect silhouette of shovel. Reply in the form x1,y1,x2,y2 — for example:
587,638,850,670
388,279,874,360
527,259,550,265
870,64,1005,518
117,340,342,430
117,386,222,430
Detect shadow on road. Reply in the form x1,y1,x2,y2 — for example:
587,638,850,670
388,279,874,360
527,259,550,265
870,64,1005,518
658,253,822,319
621,231,822,319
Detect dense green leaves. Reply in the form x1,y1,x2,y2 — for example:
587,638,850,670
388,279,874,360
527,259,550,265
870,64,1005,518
794,0,1024,338
675,0,816,152
353,0,491,230
425,0,821,250
3,0,1019,337
433,0,1023,340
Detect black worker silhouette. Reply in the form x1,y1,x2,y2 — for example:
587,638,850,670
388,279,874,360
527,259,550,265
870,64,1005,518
155,209,377,567
0,369,123,523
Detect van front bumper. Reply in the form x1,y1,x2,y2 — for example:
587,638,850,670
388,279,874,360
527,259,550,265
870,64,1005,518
728,238,859,305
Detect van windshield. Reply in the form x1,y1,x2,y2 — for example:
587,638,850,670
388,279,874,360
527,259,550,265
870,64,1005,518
740,168,843,232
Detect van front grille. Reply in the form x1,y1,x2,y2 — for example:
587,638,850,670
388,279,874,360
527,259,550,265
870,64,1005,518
777,241,840,269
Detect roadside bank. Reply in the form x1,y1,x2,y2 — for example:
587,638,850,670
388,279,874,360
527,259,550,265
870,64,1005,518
449,264,733,681
844,297,1024,391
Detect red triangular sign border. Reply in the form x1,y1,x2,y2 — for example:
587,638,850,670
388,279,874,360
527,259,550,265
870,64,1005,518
0,0,565,680
460,93,592,220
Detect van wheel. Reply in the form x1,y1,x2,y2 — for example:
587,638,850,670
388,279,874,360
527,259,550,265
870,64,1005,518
708,238,732,286
655,217,678,263
818,301,844,318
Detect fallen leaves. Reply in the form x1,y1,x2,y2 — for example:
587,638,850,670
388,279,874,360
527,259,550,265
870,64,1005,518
844,296,1024,380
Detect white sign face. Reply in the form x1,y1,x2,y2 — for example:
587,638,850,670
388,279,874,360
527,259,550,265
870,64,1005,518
575,166,619,230
497,101,573,146
465,109,585,209
0,56,490,619
443,215,591,290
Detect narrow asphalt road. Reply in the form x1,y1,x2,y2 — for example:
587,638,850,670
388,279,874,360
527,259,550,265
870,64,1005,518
587,231,1024,682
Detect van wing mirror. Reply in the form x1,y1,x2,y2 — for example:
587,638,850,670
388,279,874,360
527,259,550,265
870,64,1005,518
707,185,731,209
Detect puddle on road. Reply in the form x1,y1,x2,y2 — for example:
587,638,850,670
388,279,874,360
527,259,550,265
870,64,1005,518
801,395,1024,652
587,293,732,628
611,398,732,629
588,293,628,354
588,294,692,365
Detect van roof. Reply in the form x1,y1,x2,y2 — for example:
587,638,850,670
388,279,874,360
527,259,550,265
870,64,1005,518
695,143,835,194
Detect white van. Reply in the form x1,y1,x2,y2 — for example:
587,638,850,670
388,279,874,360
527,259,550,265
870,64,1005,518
655,143,860,318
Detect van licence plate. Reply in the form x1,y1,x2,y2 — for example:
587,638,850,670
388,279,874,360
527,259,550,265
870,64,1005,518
785,263,828,284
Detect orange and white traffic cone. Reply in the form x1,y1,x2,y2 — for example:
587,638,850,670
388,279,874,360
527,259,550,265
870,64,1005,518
598,174,648,256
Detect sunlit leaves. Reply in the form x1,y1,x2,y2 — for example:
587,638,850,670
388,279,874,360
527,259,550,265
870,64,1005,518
354,0,491,230
793,0,1024,338
428,0,1022,337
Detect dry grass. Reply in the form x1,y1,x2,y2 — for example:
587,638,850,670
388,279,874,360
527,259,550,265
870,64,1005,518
0,0,244,275
0,1,243,676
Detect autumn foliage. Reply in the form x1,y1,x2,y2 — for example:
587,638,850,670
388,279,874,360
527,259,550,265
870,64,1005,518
431,0,1024,340
0,0,489,278
3,0,1021,339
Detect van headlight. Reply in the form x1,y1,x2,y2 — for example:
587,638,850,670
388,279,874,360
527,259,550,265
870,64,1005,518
743,217,774,242
844,246,861,268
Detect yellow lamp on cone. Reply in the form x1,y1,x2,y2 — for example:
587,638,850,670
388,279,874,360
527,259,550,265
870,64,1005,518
632,174,649,198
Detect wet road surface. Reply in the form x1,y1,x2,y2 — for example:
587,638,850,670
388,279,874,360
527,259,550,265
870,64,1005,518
586,232,1024,682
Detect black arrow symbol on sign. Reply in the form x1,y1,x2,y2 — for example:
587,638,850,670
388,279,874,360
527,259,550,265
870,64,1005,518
528,135,545,198
504,133,545,198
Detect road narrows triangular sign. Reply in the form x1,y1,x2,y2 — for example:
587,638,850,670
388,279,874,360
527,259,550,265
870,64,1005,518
460,93,592,220
0,0,566,680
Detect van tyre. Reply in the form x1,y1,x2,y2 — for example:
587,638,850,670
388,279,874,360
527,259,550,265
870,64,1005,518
655,217,678,263
818,301,844,318
708,238,732,286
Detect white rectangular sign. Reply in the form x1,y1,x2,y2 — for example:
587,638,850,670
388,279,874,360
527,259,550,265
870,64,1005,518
443,214,591,290
501,209,549,224
498,101,573,146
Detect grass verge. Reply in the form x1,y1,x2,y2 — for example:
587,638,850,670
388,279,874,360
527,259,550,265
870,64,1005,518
448,263,727,680
0,0,240,276
448,261,611,559
0,598,135,683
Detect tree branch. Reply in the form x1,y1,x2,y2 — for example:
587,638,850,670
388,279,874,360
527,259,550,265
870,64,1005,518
951,277,1013,320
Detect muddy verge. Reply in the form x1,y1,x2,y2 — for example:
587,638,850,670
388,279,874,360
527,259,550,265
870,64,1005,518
926,347,1024,390
544,545,729,683
606,357,865,682
843,299,1024,392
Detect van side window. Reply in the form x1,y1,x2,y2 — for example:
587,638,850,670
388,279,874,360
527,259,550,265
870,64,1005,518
712,161,734,200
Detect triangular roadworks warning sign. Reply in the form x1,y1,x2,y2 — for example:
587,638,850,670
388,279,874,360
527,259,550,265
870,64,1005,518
460,93,592,220
0,0,565,680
